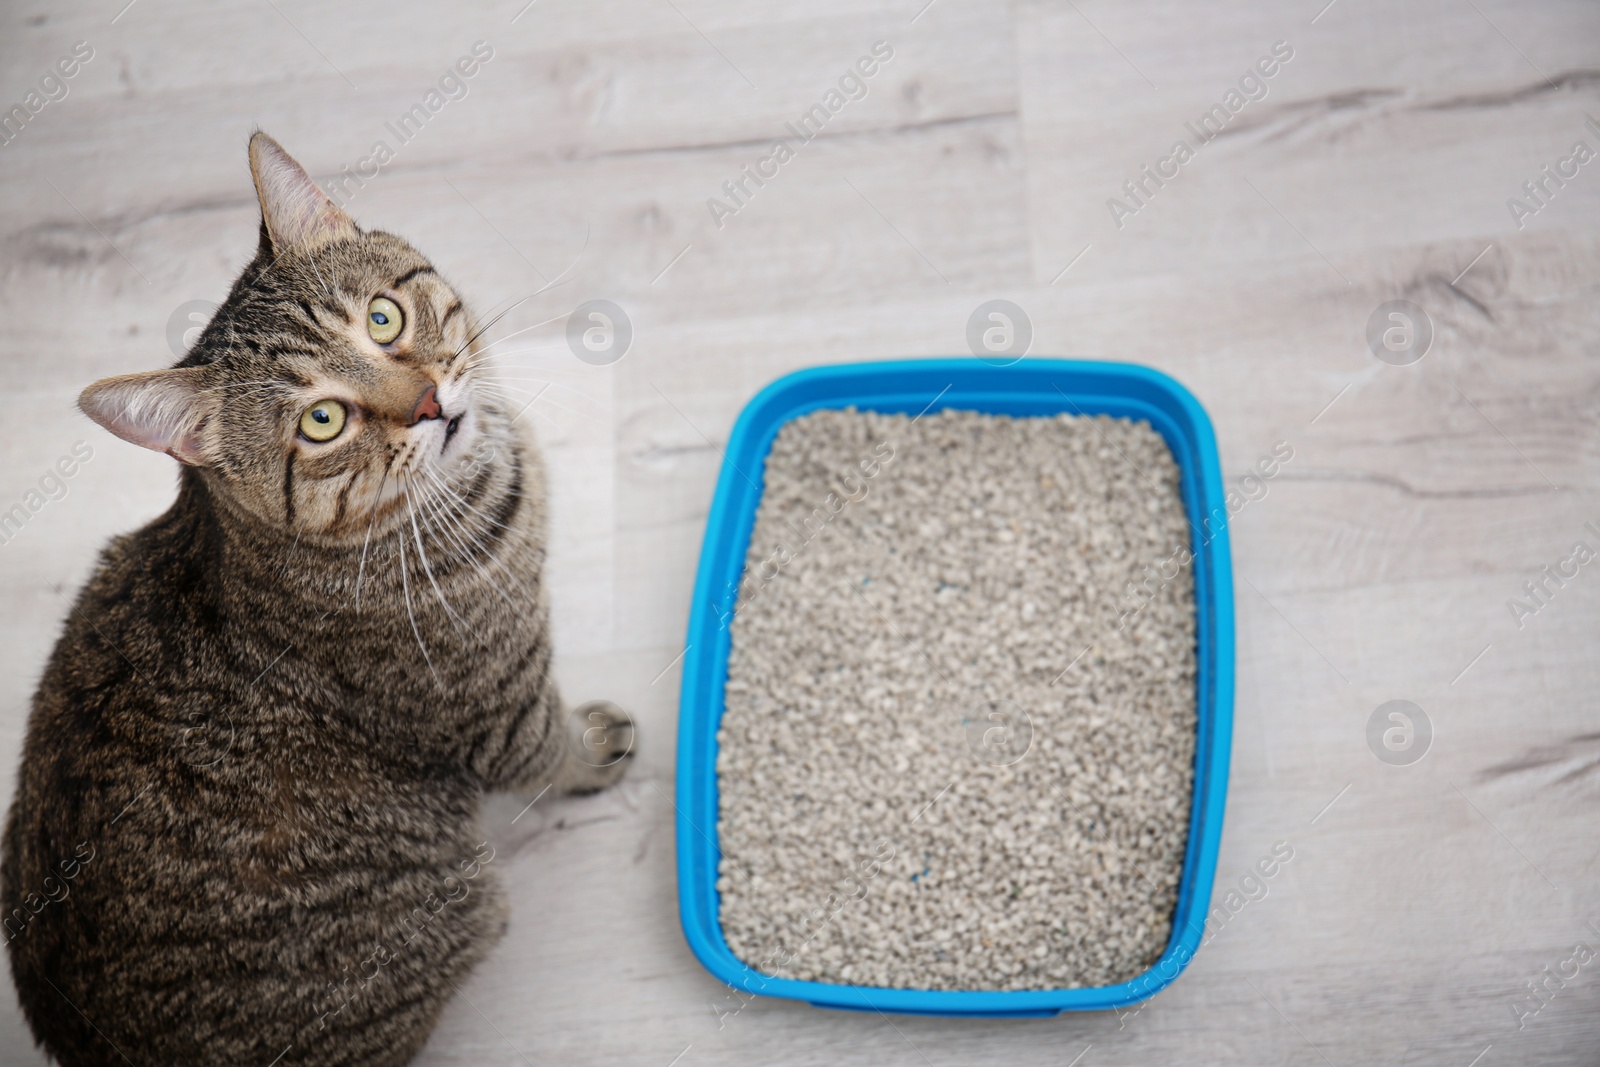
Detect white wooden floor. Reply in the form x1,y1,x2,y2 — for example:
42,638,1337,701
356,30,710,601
2,0,1599,1063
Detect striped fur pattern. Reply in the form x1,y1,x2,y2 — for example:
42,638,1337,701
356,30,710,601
1,133,632,1066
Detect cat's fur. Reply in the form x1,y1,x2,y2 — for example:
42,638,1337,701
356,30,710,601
1,133,632,1066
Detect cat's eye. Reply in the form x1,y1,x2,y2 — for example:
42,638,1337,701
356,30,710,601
367,297,403,344
299,400,348,442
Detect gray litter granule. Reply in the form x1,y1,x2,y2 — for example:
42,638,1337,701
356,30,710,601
715,407,1197,992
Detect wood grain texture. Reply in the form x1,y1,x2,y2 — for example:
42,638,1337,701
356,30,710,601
1,0,1597,1063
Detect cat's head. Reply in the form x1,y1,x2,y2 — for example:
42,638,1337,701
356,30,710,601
79,132,496,544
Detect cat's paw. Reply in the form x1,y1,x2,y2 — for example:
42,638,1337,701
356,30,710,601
559,700,635,794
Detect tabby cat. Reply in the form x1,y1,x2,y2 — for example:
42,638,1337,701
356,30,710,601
2,132,632,1066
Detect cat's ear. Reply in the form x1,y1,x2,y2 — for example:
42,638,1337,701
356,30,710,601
79,367,220,466
248,131,358,256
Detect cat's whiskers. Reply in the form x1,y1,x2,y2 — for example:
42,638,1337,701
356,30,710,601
455,354,507,380
459,315,566,362
416,466,520,565
354,460,394,612
402,480,470,641
351,445,429,611
410,470,485,560
418,463,516,536
445,294,580,385
543,222,590,289
413,482,522,610
465,342,569,367
447,295,539,369
471,380,561,409
455,344,569,384
392,521,446,694
417,466,535,602
472,382,568,435
473,380,594,419
470,375,554,389
411,481,483,564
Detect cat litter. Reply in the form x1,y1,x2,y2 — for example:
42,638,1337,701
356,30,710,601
715,407,1197,992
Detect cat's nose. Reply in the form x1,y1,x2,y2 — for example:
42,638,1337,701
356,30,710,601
410,385,443,425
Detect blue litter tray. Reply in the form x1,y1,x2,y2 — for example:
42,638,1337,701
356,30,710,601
674,358,1234,1018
